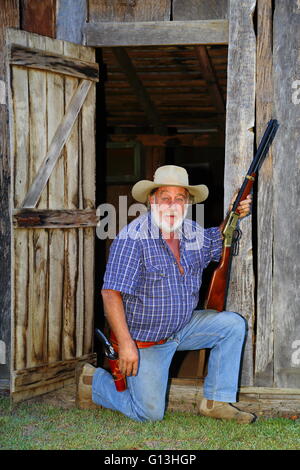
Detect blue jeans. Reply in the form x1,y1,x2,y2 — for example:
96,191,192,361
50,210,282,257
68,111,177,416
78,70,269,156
92,310,247,422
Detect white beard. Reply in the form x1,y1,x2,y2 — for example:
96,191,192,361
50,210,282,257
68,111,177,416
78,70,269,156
151,203,189,234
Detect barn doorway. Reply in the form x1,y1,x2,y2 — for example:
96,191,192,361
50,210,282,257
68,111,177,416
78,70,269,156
94,44,227,380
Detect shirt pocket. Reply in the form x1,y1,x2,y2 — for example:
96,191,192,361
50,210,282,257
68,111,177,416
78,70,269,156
186,260,203,295
142,258,169,298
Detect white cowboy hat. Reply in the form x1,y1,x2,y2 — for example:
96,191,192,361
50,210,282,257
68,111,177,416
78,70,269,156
132,165,209,204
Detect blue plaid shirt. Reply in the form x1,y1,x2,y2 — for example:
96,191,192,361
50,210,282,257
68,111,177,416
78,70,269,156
102,211,223,341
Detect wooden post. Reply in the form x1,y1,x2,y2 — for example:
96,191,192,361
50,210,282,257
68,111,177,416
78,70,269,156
255,0,274,386
224,0,257,386
0,0,20,387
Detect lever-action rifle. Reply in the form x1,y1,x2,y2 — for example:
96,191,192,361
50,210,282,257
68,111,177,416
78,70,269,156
204,119,279,312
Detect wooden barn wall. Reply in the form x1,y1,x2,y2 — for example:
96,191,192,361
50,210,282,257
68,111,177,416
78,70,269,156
254,0,300,389
271,0,300,388
0,0,20,387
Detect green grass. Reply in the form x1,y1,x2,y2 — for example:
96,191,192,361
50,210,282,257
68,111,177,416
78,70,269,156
0,395,299,450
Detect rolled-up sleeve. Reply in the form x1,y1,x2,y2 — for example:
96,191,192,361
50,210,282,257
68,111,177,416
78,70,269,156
203,226,223,267
102,235,142,295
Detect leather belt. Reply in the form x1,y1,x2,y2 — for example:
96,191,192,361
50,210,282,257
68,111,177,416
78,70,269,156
110,331,167,350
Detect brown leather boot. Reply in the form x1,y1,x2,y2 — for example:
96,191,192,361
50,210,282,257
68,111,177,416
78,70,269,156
75,363,100,410
198,398,257,424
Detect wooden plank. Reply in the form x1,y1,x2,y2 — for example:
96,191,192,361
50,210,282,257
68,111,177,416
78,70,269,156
254,0,274,387
273,0,300,388
27,33,48,368
21,79,92,209
84,20,229,47
79,45,96,356
11,353,97,401
56,0,87,44
62,42,81,361
0,0,20,388
21,0,56,38
10,45,99,81
167,382,300,417
224,0,257,386
238,386,300,397
172,0,228,20
88,0,171,22
12,377,74,404
10,31,30,372
112,47,167,135
46,36,65,364
13,209,99,228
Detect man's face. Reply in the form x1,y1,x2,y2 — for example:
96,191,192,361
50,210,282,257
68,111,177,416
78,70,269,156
149,186,190,233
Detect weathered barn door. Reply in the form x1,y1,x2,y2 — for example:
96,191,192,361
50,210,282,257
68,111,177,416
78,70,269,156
6,28,98,402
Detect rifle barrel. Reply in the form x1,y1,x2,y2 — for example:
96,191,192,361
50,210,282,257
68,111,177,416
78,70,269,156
232,119,279,212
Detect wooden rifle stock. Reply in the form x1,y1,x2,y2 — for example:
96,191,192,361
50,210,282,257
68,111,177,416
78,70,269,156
204,119,279,312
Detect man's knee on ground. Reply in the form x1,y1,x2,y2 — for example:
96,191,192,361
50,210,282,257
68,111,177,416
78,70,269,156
135,401,165,422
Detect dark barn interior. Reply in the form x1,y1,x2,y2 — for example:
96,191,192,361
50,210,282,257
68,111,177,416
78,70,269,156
95,44,228,378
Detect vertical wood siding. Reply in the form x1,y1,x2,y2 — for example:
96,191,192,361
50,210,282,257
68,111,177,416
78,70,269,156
272,0,300,388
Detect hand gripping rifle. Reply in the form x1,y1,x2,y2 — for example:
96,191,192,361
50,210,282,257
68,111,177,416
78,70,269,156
204,119,279,312
95,328,127,392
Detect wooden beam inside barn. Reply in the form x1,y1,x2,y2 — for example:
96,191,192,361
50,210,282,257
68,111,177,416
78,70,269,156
194,45,225,134
109,133,223,148
111,47,168,135
103,44,227,134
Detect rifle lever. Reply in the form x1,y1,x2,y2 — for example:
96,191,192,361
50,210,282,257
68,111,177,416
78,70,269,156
232,228,242,256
